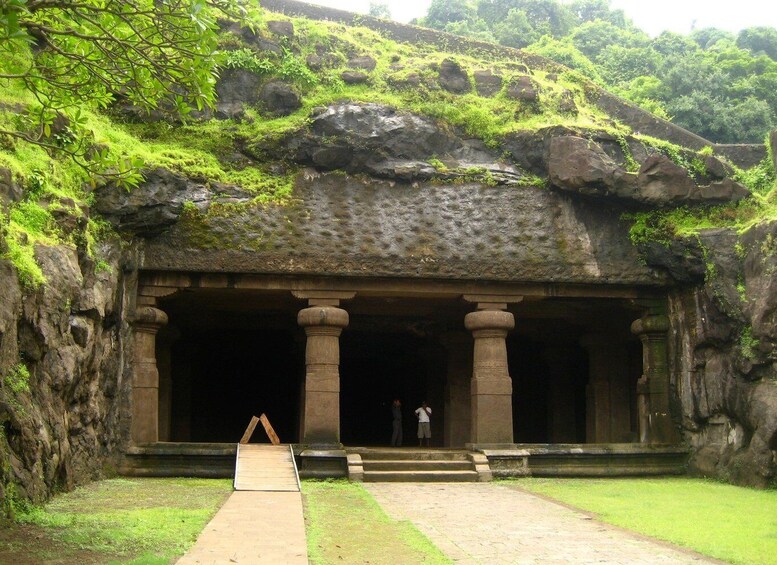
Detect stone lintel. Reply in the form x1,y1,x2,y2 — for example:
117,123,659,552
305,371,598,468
138,285,180,298
139,270,663,300
292,290,356,306
140,273,193,288
463,294,523,310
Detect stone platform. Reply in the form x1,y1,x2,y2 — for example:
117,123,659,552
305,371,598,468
119,442,689,480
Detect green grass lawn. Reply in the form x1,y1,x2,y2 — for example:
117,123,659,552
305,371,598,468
6,477,232,564
5,476,775,564
302,480,451,565
511,477,777,565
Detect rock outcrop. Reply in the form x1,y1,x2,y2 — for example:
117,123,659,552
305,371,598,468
645,222,777,487
547,135,750,207
0,240,134,510
93,168,252,237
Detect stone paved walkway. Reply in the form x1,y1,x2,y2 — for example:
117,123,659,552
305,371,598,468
176,491,308,564
365,482,721,565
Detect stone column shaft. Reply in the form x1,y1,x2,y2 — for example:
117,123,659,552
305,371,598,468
542,346,578,444
631,315,675,444
465,309,515,446
442,333,472,448
298,306,348,446
131,306,168,445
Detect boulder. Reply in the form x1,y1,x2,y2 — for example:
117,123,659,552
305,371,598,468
347,55,377,71
0,167,22,209
548,138,750,206
259,81,301,116
215,68,263,119
341,71,369,84
307,104,459,161
280,103,530,184
474,70,503,97
636,155,696,204
267,20,294,38
502,126,579,175
547,136,636,199
697,178,750,202
438,59,470,94
703,154,733,180
306,52,342,71
558,90,578,114
505,76,539,103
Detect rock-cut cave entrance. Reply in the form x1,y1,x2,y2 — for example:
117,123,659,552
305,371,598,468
340,328,447,446
154,287,644,446
166,328,302,443
157,289,304,444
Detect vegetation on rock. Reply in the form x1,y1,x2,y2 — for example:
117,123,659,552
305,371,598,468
416,0,777,144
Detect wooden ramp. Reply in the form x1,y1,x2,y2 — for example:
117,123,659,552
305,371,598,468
233,444,300,492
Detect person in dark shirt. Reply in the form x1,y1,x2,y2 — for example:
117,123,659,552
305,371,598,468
391,398,403,447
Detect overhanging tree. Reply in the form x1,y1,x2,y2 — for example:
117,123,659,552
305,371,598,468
0,0,248,185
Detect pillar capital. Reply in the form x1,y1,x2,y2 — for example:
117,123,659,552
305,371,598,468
631,315,669,336
132,306,168,333
298,306,349,331
464,309,515,333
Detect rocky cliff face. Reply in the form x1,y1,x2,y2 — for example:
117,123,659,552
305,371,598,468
647,222,777,488
1,4,775,511
0,238,135,512
96,101,775,487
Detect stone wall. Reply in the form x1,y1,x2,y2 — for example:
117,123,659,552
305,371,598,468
0,241,134,511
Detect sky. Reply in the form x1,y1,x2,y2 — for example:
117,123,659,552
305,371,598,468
302,0,777,36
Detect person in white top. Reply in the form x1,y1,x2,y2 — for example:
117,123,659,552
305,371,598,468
415,401,432,447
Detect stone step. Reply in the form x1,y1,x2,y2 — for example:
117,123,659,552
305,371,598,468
356,449,471,462
363,470,480,482
363,460,473,471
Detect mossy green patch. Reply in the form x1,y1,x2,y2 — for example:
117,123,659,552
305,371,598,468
302,480,451,565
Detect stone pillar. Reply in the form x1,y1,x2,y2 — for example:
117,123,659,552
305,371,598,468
131,306,168,445
465,308,515,446
442,332,472,448
581,334,612,443
542,345,578,444
631,314,675,444
156,326,179,442
298,305,349,446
